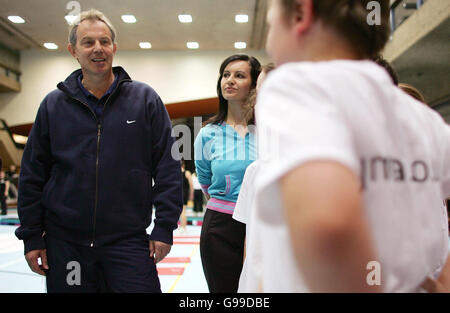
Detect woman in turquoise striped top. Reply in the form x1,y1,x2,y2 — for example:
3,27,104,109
194,54,261,292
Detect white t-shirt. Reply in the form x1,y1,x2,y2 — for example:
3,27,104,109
253,60,450,293
232,160,261,292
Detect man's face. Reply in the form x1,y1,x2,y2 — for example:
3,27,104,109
68,19,117,77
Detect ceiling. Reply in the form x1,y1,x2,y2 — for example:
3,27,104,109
0,0,269,52
385,0,450,108
0,0,448,107
392,17,450,107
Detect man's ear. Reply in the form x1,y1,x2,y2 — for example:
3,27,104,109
293,0,314,35
113,43,117,55
67,44,76,57
67,44,80,64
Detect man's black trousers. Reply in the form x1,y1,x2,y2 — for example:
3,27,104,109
44,233,161,293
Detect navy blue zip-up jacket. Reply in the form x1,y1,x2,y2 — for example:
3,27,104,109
15,66,183,254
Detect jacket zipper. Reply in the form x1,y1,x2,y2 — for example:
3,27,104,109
91,123,101,247
90,87,118,247
63,78,130,248
64,96,100,247
89,82,127,247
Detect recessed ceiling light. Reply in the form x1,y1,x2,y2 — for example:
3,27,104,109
235,14,248,23
178,14,192,23
234,42,247,49
65,15,78,25
139,42,152,49
43,43,58,50
12,134,28,145
8,16,25,24
187,42,199,49
121,15,137,23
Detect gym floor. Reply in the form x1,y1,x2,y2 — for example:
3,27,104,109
0,207,208,293
1,207,449,293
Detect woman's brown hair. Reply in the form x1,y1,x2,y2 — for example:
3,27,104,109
280,0,391,59
399,83,426,104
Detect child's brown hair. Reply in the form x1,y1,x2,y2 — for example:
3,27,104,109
280,0,391,59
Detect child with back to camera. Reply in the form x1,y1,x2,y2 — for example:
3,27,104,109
252,0,450,292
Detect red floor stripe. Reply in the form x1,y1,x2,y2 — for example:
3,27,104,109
173,236,200,239
160,257,191,263
157,267,185,275
173,241,199,245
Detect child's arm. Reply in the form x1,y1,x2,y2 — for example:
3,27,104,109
421,255,450,293
280,161,382,292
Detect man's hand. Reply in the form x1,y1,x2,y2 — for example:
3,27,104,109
149,240,171,264
25,249,48,276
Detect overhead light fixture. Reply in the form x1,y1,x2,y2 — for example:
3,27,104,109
43,43,58,50
121,15,137,23
234,42,247,49
178,14,192,23
235,14,248,23
8,16,25,24
139,42,152,49
13,134,28,145
187,42,199,49
65,15,78,25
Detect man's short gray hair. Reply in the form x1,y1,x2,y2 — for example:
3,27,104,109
68,9,116,46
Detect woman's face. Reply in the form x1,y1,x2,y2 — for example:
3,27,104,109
221,60,253,103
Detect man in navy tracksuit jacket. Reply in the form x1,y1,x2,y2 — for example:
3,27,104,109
15,10,182,292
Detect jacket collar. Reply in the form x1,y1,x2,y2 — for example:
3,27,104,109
57,66,132,100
